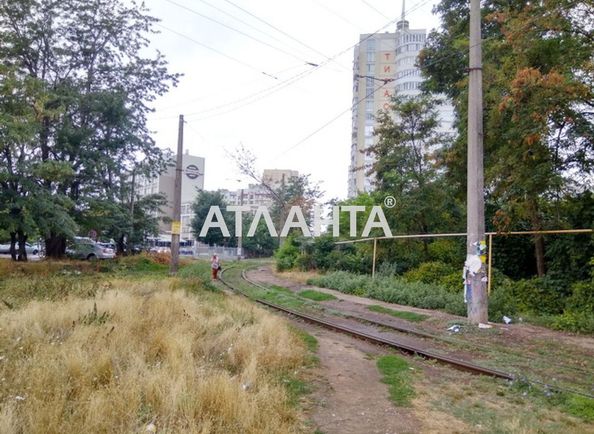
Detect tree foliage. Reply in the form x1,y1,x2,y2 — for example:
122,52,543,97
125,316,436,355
0,0,178,258
419,0,594,276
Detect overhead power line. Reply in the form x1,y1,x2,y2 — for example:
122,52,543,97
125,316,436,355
156,23,277,78
194,0,319,62
155,0,436,122
221,0,349,71
162,0,315,64
359,0,391,19
311,0,366,32
179,0,435,120
157,63,308,113
271,38,490,160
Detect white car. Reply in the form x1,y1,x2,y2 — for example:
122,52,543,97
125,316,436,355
66,237,116,260
0,242,40,255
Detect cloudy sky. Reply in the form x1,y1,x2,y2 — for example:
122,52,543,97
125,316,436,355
143,0,442,200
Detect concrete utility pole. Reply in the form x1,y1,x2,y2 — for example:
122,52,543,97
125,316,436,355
237,188,244,260
128,168,136,256
170,114,184,274
466,0,488,324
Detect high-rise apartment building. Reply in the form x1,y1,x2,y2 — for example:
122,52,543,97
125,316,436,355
348,5,454,198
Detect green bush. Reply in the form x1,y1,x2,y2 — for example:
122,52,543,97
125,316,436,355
509,277,570,315
549,311,594,334
404,261,456,285
294,253,315,271
567,280,594,313
427,239,464,265
275,237,300,271
308,272,466,316
440,271,463,293
377,262,399,277
325,250,371,274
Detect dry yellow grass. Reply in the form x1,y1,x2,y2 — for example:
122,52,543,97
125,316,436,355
274,270,320,285
0,285,307,433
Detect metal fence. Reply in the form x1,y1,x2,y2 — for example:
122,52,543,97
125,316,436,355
335,229,593,293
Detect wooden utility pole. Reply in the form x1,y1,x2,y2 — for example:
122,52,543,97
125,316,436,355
466,0,488,323
170,114,184,274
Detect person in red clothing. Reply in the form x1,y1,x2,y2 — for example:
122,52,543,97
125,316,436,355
211,254,221,280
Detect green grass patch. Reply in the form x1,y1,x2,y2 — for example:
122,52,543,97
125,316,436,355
298,290,337,301
292,327,319,353
367,304,428,322
559,394,594,422
376,355,415,406
283,376,312,406
269,284,294,294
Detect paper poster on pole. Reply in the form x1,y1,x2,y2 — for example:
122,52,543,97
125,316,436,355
171,221,181,235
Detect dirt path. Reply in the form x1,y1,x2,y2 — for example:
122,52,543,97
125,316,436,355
251,266,594,355
295,321,419,434
227,266,594,433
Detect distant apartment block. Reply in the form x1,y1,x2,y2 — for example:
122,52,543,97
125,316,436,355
262,169,299,188
348,5,454,198
135,150,205,240
222,169,299,213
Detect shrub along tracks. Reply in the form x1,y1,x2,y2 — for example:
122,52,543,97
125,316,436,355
219,265,594,401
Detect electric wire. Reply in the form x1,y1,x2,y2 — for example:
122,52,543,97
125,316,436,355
156,63,308,113
154,0,434,121
194,0,320,63
161,0,314,64
220,0,350,71
311,0,367,32
359,0,391,19
269,36,487,160
156,23,276,78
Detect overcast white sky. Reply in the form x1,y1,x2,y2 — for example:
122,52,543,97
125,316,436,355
143,0,442,200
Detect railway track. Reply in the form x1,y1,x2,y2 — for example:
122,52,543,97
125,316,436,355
219,264,594,401
219,265,515,381
241,267,594,380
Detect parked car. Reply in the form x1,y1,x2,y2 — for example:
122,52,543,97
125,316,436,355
66,237,116,260
98,241,116,251
0,242,40,255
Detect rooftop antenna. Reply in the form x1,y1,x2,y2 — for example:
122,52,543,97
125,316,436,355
396,0,409,30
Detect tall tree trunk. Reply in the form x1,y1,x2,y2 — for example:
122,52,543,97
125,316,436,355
528,198,546,277
117,235,126,255
45,233,66,258
534,234,546,277
17,230,28,262
9,232,17,261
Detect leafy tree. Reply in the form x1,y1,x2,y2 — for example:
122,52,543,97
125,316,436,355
190,190,235,247
230,144,323,239
365,95,463,264
420,0,594,275
0,0,178,257
242,216,276,257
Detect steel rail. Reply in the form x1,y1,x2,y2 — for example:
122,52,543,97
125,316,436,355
219,266,594,400
219,267,514,380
